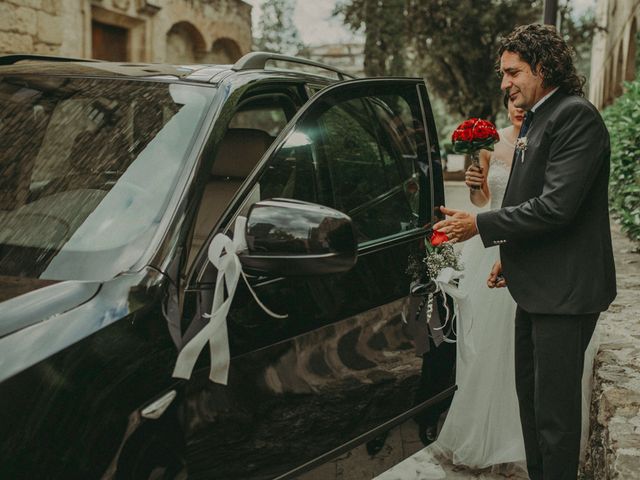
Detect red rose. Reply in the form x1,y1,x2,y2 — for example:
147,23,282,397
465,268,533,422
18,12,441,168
475,128,489,139
452,127,465,142
462,118,478,129
430,230,449,247
474,120,497,140
465,128,476,142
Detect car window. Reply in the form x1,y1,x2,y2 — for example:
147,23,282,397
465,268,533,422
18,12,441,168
227,93,296,136
189,91,300,264
0,76,216,281
320,97,420,242
250,83,429,245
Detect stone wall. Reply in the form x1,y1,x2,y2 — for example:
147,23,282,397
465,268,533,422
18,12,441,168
589,0,640,109
0,0,252,63
155,0,251,63
582,224,640,479
306,43,365,77
0,0,67,56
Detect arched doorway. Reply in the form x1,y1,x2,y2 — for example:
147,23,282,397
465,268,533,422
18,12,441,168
211,38,243,63
166,22,207,64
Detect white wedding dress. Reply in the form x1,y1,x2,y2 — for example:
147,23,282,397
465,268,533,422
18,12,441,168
426,128,599,472
429,129,527,470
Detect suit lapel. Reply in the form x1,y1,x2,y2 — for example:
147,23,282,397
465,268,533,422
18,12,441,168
501,142,521,207
500,91,566,208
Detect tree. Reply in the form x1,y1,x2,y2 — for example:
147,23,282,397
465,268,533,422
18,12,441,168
335,0,407,76
336,0,543,120
335,0,603,123
254,0,304,55
557,2,603,92
411,0,546,121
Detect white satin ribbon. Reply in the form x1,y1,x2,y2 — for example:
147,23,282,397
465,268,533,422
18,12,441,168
432,267,476,361
172,216,287,385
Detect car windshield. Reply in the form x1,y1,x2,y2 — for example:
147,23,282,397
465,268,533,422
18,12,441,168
0,75,216,281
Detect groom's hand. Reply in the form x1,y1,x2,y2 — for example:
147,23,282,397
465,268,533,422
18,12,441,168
487,260,507,288
432,206,478,243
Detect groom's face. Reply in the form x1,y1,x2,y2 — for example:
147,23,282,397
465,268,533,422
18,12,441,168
499,51,547,111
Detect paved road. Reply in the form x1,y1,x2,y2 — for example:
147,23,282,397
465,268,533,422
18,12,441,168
443,181,482,213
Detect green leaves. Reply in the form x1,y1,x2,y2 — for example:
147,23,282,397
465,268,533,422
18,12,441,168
604,79,640,243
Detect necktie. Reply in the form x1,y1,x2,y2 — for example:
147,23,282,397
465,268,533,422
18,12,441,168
519,111,534,138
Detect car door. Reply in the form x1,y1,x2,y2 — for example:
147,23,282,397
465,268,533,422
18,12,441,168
180,79,450,479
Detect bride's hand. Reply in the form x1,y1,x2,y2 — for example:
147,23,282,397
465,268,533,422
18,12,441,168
465,164,485,190
487,261,507,288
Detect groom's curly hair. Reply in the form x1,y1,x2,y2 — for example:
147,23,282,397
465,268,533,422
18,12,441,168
497,24,585,97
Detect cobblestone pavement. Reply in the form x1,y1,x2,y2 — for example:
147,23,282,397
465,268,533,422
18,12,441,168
582,222,640,478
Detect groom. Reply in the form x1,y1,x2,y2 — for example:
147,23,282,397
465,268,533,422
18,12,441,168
433,24,616,479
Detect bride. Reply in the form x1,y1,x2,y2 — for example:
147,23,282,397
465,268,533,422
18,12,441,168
428,95,527,470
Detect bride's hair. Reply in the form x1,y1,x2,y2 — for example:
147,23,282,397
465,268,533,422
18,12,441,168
503,92,509,109
497,24,585,97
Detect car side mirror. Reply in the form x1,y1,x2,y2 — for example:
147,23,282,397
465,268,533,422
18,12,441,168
240,198,357,276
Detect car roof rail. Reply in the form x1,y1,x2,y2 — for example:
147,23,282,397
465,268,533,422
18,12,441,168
232,52,356,80
0,54,101,66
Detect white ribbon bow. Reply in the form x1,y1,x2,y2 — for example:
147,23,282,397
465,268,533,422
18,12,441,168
432,267,476,361
172,216,286,385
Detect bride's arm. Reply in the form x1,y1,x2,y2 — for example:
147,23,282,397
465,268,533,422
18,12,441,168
467,150,491,207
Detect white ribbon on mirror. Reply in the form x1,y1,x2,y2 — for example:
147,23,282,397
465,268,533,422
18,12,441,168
172,216,287,385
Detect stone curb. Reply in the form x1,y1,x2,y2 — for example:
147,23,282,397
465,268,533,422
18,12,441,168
583,223,640,479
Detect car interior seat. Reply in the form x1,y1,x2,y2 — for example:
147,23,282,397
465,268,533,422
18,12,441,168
191,128,274,257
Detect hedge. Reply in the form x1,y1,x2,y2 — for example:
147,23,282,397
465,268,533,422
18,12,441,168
602,79,640,244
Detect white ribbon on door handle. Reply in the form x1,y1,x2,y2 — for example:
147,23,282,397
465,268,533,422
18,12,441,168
432,267,476,361
172,216,287,385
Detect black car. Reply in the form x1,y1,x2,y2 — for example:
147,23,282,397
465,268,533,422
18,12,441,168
0,52,454,479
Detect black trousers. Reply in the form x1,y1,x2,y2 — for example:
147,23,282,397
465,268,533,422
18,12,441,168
515,307,598,480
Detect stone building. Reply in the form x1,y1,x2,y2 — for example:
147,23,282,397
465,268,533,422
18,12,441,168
0,0,252,64
306,43,365,77
589,0,639,109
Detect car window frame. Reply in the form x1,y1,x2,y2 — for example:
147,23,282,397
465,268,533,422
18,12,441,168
188,77,438,286
184,78,315,282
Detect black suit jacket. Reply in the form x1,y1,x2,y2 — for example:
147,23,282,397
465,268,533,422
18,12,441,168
477,91,616,315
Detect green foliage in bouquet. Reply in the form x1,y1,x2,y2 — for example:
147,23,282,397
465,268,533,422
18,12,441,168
603,79,640,243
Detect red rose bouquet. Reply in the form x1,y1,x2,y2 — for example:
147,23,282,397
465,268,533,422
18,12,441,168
451,118,500,155
451,118,499,190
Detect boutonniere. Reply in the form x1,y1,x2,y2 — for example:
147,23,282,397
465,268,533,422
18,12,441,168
515,136,528,163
